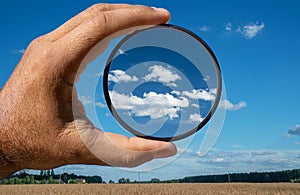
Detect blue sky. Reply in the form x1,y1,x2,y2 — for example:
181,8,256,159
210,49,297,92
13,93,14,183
1,0,300,182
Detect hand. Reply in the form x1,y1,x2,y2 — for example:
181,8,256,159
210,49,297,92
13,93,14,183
0,3,176,179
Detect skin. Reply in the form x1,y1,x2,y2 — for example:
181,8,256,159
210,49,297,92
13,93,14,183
0,4,177,179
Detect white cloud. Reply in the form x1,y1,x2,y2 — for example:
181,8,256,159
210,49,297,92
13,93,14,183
181,89,216,101
191,103,200,108
172,88,217,102
171,90,181,96
203,75,210,82
250,150,277,156
189,113,204,123
219,100,246,111
95,102,106,108
79,96,93,105
213,157,225,163
108,70,138,83
176,148,300,174
94,72,103,77
284,134,293,138
11,48,26,55
166,83,178,87
118,49,126,55
143,65,181,87
237,22,265,39
109,91,189,119
232,144,243,148
18,49,25,54
198,25,211,32
225,22,232,31
288,124,300,136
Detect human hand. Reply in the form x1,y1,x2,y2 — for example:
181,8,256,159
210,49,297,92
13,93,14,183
0,4,176,179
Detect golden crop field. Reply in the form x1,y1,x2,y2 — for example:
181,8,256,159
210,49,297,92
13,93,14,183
1,183,300,195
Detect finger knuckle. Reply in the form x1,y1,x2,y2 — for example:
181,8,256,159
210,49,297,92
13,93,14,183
100,12,110,29
25,37,55,66
29,41,57,67
88,3,109,13
134,5,153,13
86,12,109,35
27,35,46,49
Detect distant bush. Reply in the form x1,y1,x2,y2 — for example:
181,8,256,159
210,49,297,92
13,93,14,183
290,178,300,183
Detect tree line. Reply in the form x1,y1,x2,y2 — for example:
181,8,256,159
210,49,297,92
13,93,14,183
1,168,300,185
163,169,300,183
0,170,102,185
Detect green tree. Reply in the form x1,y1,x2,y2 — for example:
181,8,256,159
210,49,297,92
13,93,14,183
1,179,8,185
62,174,68,183
14,178,22,184
48,176,54,184
118,178,126,183
47,170,51,179
264,174,270,182
8,178,15,185
70,173,76,179
150,178,160,183
40,179,46,184
53,179,60,184
109,180,115,183
68,179,78,184
51,169,55,177
86,176,102,183
30,175,35,184
24,175,31,184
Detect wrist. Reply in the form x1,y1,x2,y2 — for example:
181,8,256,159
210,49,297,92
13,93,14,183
0,152,18,179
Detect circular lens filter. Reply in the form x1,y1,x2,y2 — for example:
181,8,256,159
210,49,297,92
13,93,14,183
103,24,222,141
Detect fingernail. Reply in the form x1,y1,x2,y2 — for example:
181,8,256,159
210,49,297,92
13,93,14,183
154,144,177,158
151,7,169,14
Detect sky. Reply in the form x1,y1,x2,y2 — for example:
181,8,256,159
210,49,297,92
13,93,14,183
1,0,300,182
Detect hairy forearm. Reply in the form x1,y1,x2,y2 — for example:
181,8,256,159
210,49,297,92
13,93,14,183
0,88,20,179
0,129,18,179
0,118,19,179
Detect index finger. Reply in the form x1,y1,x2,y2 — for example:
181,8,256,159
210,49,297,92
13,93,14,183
59,5,170,59
45,3,135,41
57,5,170,85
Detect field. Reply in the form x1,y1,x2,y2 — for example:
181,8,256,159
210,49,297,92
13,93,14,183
1,183,300,195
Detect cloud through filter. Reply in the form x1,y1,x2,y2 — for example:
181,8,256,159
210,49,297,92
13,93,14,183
108,65,218,123
189,113,204,123
143,65,181,87
109,91,189,120
181,89,217,101
108,69,138,83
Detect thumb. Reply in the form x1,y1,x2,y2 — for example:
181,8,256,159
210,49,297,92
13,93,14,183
105,132,177,158
76,118,176,167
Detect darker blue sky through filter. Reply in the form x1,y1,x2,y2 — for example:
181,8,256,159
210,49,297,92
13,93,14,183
1,0,300,182
101,45,212,138
108,46,207,90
